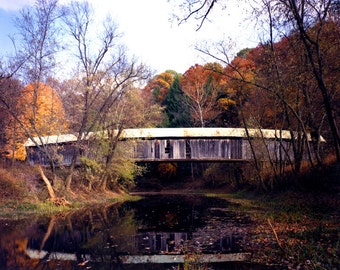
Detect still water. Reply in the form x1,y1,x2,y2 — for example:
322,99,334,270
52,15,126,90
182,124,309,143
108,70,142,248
0,194,269,269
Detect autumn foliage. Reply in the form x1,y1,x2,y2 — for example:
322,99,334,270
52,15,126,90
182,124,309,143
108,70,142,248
181,63,226,127
143,71,177,104
5,82,68,160
0,0,338,195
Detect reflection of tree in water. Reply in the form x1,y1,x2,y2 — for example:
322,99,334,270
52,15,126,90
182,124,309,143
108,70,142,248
28,203,138,262
0,195,250,269
0,202,137,269
0,218,56,269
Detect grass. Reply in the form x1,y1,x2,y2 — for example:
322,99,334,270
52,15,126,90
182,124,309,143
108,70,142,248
281,224,339,269
0,199,73,219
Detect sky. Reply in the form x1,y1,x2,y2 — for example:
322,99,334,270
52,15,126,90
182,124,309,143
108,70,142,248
0,0,259,75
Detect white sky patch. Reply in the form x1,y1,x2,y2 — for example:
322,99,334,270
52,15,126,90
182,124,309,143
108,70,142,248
0,0,259,75
90,0,204,73
0,0,35,11
94,0,258,73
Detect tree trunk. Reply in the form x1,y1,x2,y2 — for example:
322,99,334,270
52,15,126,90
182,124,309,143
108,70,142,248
38,165,71,206
65,148,78,191
100,174,108,191
291,3,340,161
65,162,74,191
38,165,56,199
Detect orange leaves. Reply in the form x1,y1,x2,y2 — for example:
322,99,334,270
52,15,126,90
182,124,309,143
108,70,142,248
6,82,69,160
224,57,256,88
143,71,177,104
217,97,237,110
181,63,225,127
17,82,68,135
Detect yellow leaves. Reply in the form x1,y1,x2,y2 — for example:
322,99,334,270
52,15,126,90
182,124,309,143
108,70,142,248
6,82,69,160
18,82,69,135
13,144,27,161
157,71,174,89
144,71,177,104
204,62,224,73
217,97,237,110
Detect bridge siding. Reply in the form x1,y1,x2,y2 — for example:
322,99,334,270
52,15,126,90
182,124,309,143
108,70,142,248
128,138,244,161
24,128,321,165
26,138,299,165
129,138,311,162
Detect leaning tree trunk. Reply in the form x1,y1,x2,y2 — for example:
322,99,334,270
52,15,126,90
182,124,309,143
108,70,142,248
38,165,70,206
38,165,56,200
99,173,108,191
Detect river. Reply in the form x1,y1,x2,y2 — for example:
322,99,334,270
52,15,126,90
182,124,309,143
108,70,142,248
0,194,276,269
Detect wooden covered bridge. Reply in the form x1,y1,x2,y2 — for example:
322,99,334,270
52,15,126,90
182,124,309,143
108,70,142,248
24,128,321,166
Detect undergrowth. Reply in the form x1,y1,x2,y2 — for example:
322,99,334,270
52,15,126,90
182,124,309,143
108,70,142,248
0,162,131,218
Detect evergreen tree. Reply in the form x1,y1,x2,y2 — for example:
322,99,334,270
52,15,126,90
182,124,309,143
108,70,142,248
163,75,191,127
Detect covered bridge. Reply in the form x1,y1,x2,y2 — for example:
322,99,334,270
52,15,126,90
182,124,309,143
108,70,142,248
24,128,323,166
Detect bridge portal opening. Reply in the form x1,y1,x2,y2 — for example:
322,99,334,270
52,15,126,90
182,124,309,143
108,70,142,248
154,140,160,159
186,140,191,159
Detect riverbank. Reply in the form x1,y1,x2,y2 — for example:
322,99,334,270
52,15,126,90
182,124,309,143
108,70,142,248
2,189,339,269
0,163,339,269
225,191,340,269
0,163,133,219
1,161,339,221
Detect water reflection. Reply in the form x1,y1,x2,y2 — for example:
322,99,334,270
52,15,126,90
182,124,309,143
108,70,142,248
0,195,257,269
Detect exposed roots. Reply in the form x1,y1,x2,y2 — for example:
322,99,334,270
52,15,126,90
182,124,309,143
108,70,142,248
47,197,71,207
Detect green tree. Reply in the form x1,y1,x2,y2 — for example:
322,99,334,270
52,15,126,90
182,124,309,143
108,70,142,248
164,75,191,127
143,70,178,105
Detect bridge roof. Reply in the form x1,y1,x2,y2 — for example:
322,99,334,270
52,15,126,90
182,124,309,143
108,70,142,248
24,134,78,147
25,128,322,147
120,128,293,139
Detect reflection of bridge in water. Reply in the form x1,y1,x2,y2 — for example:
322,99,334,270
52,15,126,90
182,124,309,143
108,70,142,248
25,128,321,166
26,231,249,264
26,249,250,264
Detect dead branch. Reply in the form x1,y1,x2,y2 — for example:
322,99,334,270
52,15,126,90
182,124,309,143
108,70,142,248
267,218,285,253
